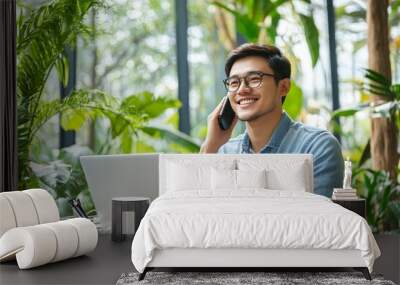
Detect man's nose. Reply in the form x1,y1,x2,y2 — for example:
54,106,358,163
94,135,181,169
237,79,251,94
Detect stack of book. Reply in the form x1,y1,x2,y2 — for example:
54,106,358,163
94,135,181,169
332,188,358,200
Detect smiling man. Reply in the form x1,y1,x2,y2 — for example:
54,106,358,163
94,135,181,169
200,43,344,197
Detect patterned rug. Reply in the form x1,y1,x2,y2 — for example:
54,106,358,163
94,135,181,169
116,271,395,285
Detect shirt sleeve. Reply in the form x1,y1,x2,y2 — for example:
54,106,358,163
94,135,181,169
217,145,227,154
309,132,344,197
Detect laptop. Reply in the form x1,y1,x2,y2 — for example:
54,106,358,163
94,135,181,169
80,154,159,232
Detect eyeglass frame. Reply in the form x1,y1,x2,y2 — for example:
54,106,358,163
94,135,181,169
222,71,276,92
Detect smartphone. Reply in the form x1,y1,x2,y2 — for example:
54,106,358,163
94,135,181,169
218,96,236,130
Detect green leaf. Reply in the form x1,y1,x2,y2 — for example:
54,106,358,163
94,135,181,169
283,80,303,119
120,129,133,153
61,109,87,131
353,39,366,53
55,53,69,87
164,112,179,128
75,0,82,16
298,13,319,67
212,1,259,42
235,14,260,42
331,106,365,118
367,83,391,93
77,189,95,214
212,1,238,16
390,84,400,100
134,140,156,153
109,114,129,138
141,126,201,153
364,68,391,86
121,91,181,119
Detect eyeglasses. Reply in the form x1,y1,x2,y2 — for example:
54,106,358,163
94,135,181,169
223,71,276,92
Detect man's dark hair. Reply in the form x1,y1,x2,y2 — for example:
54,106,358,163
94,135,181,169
224,43,291,103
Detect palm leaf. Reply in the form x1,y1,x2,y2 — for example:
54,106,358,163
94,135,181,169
17,0,102,188
364,68,391,86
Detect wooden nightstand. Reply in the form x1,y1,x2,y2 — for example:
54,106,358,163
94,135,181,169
332,198,366,218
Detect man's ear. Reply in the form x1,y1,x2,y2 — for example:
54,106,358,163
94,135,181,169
279,79,291,97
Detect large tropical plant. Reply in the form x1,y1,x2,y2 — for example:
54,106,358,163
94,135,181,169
332,69,400,168
59,90,201,154
332,69,399,233
212,0,320,67
17,0,102,188
211,0,314,120
17,0,200,191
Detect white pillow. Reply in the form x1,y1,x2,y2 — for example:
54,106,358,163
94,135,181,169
211,168,236,190
237,159,309,191
236,169,267,188
167,162,211,191
165,159,236,192
266,167,306,191
211,168,267,190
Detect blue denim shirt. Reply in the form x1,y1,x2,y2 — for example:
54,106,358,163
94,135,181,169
218,112,344,197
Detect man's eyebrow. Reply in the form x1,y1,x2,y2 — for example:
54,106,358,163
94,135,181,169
228,70,264,78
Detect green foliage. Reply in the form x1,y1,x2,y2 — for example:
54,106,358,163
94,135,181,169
211,0,319,121
331,69,400,129
298,12,319,67
283,80,303,119
59,90,200,153
17,0,102,188
353,168,400,233
16,0,201,217
332,69,400,232
331,106,365,118
212,0,320,67
331,69,400,166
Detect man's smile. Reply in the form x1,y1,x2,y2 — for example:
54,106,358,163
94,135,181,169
235,96,259,107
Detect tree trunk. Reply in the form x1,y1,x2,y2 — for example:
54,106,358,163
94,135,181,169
367,0,398,178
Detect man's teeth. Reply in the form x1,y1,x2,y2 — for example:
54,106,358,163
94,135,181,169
239,99,257,105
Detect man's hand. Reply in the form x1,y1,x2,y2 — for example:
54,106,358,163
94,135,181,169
200,97,238,153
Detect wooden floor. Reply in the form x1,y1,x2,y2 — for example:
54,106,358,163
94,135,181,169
0,234,133,285
1,234,396,284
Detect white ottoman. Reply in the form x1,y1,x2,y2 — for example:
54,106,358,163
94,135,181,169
0,189,98,269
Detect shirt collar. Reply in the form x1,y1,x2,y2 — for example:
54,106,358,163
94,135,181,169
241,112,293,153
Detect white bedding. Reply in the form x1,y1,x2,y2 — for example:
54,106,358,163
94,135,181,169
131,190,380,273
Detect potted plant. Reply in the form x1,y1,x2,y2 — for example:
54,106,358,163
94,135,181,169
353,168,399,284
333,67,400,283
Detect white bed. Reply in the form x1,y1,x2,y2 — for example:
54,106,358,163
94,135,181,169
130,154,380,280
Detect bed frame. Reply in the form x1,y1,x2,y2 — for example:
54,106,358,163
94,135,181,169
80,154,373,281
139,248,371,280
137,154,372,281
